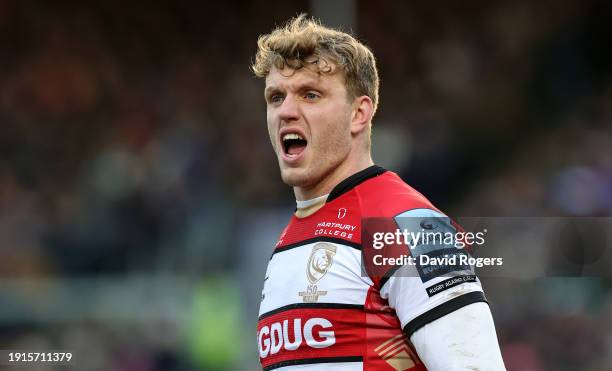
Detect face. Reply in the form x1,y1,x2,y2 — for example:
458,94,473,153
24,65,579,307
265,64,354,192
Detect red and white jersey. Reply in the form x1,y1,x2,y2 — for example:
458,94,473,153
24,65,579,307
257,166,487,370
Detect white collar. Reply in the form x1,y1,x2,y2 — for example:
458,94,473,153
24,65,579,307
296,194,329,210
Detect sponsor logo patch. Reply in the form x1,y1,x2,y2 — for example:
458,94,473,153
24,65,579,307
425,274,477,297
394,212,473,282
258,317,336,358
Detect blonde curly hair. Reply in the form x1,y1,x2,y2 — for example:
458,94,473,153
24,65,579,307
252,14,379,115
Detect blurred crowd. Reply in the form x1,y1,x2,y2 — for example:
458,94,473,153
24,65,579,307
0,1,610,370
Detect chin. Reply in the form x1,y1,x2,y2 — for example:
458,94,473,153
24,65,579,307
280,167,314,188
280,169,307,187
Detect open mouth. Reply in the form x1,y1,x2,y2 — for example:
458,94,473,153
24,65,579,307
282,133,307,157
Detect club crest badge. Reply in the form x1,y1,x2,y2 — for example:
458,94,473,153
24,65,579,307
299,243,337,302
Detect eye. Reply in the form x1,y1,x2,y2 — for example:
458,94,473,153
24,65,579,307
304,92,320,100
269,94,284,104
266,92,285,105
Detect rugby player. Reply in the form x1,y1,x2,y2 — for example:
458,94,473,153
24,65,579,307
252,14,506,370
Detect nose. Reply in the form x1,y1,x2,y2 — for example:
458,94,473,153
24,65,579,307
277,94,300,122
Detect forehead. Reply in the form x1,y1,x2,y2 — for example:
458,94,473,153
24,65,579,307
265,65,344,92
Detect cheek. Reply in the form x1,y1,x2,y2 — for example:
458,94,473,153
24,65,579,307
315,111,351,146
266,117,277,150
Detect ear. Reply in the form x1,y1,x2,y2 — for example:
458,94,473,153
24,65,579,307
350,95,373,136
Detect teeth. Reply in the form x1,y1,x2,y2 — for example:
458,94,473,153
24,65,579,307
282,133,304,141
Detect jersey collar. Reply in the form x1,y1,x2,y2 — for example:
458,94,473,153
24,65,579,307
326,165,387,203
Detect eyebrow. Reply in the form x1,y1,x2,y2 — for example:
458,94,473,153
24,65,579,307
264,86,280,96
265,81,322,96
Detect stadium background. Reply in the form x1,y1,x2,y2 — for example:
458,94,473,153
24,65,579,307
0,1,611,370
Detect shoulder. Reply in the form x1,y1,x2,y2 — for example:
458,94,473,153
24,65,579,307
356,170,443,218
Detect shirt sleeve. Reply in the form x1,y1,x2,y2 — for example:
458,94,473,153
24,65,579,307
410,302,507,370
378,208,488,336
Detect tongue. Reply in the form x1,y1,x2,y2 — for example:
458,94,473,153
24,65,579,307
287,143,306,155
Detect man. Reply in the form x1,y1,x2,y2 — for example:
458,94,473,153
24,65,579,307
252,15,506,370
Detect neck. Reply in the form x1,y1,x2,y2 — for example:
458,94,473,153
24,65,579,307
294,153,374,201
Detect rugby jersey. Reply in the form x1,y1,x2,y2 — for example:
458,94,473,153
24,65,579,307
257,165,487,370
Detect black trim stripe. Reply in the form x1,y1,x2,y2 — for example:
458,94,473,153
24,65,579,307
327,165,387,203
264,356,363,371
259,302,364,321
403,291,488,337
273,236,361,256
377,264,403,290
